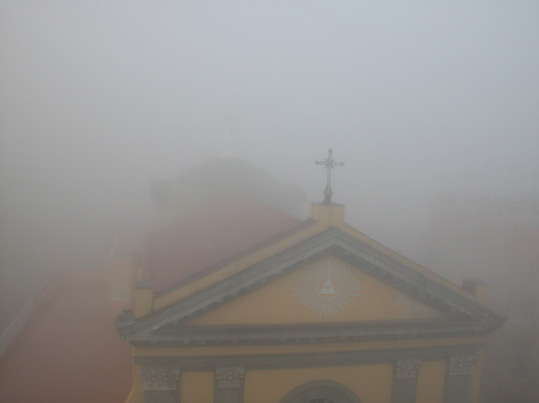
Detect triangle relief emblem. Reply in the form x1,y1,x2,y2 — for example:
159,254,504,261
291,257,364,319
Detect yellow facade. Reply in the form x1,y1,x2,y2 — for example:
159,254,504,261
190,255,441,326
127,357,460,403
415,360,446,403
118,202,502,403
181,372,214,403
243,365,393,403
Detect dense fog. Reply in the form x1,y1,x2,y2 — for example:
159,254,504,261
1,1,538,333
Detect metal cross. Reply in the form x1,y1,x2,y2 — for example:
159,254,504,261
315,148,344,204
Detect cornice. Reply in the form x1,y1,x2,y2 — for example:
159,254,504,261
133,343,484,370
117,228,504,343
126,320,494,347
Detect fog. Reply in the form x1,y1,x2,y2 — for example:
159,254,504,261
1,1,539,331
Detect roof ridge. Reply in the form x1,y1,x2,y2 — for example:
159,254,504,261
340,223,470,298
154,218,316,296
0,270,62,359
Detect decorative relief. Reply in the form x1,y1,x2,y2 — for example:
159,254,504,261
140,367,181,391
291,257,364,319
396,359,421,379
215,367,245,388
449,354,479,376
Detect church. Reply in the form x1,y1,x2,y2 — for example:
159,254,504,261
113,152,503,403
0,153,503,403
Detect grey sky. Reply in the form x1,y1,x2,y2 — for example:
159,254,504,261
1,1,539,327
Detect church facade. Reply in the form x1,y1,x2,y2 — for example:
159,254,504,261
115,200,503,403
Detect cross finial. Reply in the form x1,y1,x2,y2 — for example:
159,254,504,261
315,148,344,204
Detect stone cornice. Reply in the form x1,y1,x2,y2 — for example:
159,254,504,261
117,228,504,343
127,320,493,346
134,344,483,371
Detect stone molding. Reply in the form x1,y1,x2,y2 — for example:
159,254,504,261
216,367,245,388
136,344,482,372
119,228,503,342
140,367,180,391
395,359,421,379
449,354,479,376
133,320,491,346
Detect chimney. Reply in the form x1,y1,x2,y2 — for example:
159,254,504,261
462,278,489,306
108,257,135,315
133,280,154,318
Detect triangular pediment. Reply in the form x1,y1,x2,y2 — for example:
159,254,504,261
117,228,503,345
188,255,443,326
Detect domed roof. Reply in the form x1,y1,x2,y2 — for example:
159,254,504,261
151,157,306,228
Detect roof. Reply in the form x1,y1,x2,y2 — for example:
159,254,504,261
151,157,306,227
148,196,302,292
0,270,132,403
119,226,504,346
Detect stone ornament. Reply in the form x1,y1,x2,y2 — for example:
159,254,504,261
449,354,479,376
216,367,245,388
291,257,364,319
140,367,181,391
395,359,421,379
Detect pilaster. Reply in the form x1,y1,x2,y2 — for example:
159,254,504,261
391,359,421,403
214,367,245,403
444,354,478,403
140,367,180,403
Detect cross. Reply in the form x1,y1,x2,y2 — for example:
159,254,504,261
315,148,344,205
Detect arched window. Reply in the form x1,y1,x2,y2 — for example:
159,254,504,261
280,380,360,403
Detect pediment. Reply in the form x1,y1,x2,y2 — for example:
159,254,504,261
188,255,443,326
117,228,503,345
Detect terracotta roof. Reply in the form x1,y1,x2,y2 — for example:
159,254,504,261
148,196,302,292
0,271,132,403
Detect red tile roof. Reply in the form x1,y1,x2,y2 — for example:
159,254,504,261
148,196,302,292
0,196,301,403
0,271,132,403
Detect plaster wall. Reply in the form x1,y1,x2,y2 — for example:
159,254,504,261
416,360,446,403
190,256,440,326
243,364,392,403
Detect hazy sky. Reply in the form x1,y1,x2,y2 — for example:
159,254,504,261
1,1,539,325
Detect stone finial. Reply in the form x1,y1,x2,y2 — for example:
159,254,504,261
133,280,154,318
140,367,180,391
215,367,245,388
